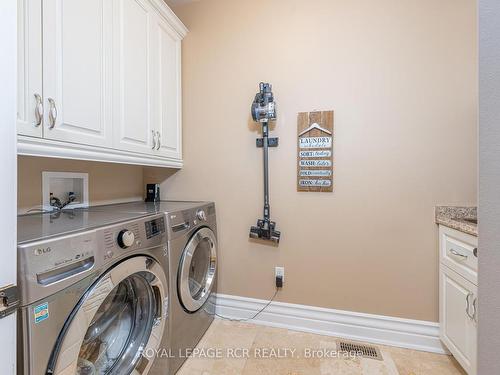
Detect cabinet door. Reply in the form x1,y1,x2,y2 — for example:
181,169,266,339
151,13,182,160
17,0,43,137
42,0,113,147
112,0,155,155
440,266,477,375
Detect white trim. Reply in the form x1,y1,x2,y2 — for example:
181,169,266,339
215,293,447,354
150,0,188,38
18,135,183,168
0,1,17,373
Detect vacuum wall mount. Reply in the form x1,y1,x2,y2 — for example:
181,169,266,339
249,82,281,244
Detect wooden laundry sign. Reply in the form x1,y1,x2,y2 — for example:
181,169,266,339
297,111,334,192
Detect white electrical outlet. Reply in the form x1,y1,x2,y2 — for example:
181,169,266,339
275,266,285,283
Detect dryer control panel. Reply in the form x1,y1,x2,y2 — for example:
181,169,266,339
166,203,216,240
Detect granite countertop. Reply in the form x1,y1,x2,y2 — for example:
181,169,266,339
435,206,478,237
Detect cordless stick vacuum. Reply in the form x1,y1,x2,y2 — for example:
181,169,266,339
249,82,281,244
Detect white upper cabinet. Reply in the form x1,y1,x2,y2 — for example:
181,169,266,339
41,0,113,147
17,0,43,137
112,0,155,155
17,0,187,168
152,12,182,160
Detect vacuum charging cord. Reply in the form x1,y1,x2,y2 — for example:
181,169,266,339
215,288,279,322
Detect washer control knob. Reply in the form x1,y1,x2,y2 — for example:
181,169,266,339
117,230,135,249
196,209,207,221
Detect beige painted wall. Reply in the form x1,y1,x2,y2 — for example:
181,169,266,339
18,156,144,213
146,0,478,322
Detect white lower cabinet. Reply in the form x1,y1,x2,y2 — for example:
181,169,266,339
17,0,186,168
439,225,478,375
440,266,477,374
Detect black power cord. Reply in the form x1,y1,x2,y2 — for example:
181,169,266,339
215,288,279,322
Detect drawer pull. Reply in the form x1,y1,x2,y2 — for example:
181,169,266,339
472,297,478,322
449,248,468,259
473,247,478,257
37,257,94,285
152,130,157,149
47,98,57,129
466,293,474,320
34,93,43,127
171,222,190,232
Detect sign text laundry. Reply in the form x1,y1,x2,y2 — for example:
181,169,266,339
299,137,332,149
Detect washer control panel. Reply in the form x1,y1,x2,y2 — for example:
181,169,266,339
17,213,168,305
102,214,166,263
103,221,141,254
145,216,165,239
117,229,135,248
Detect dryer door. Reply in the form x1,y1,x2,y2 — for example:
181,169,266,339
48,256,168,375
178,227,217,312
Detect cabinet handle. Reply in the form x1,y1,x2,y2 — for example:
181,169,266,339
152,130,157,149
473,247,478,257
449,248,468,260
156,131,161,150
34,93,43,127
47,98,57,129
473,297,478,322
466,293,474,320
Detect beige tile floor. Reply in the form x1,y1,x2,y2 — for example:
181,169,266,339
177,319,466,375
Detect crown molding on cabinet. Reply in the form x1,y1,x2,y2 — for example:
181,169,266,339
153,0,188,38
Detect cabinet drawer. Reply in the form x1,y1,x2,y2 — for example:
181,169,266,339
439,225,477,284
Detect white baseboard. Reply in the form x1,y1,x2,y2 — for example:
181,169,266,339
215,293,447,355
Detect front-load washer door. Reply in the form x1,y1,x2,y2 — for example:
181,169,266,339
48,256,168,375
178,227,217,313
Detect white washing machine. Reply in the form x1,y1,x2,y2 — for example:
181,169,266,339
17,210,171,375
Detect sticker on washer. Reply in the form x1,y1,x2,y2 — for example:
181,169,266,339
34,302,49,323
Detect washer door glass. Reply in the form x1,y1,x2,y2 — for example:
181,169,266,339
51,256,168,375
178,227,217,312
78,272,155,374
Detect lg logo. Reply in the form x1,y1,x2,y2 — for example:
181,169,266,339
34,247,52,256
